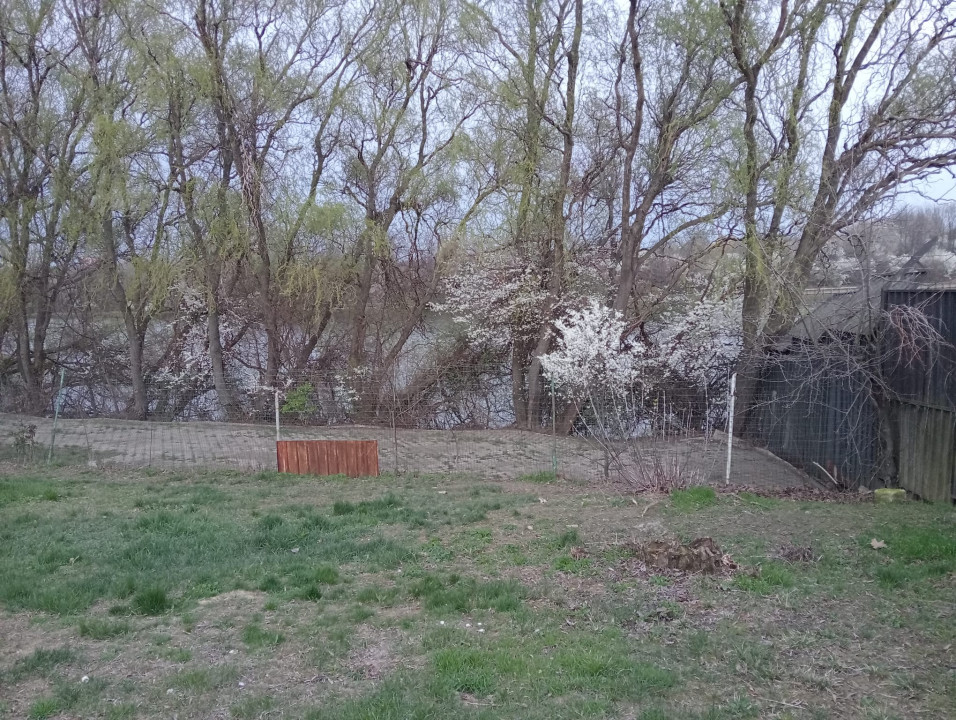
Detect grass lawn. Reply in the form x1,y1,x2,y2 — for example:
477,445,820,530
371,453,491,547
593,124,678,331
0,465,953,719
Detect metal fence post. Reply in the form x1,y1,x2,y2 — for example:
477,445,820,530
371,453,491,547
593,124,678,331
725,373,737,485
274,389,281,442
391,368,399,476
47,369,65,464
551,379,558,476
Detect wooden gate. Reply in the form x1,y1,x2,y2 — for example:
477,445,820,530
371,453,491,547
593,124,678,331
276,440,379,477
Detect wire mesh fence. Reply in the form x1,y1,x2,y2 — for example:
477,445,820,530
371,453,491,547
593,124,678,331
0,364,834,490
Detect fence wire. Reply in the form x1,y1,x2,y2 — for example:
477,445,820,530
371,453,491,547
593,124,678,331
0,363,870,490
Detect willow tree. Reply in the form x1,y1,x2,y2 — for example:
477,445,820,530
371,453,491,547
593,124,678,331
0,0,90,411
189,0,375,391
334,0,498,413
67,0,180,419
461,0,584,429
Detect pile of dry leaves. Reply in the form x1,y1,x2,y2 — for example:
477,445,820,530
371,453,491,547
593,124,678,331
622,537,738,575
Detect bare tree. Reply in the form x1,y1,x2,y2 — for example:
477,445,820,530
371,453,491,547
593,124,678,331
721,0,956,427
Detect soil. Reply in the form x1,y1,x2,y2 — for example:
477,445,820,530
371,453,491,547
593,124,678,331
0,413,817,490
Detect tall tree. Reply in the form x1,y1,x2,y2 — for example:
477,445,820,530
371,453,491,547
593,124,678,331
0,0,90,411
721,0,956,427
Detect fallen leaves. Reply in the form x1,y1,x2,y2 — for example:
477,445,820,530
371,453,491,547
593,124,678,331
870,538,887,549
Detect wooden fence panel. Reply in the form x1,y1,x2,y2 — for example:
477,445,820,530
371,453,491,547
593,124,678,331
276,440,379,477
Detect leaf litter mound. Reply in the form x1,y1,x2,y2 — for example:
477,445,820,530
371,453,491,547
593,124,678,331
624,537,737,574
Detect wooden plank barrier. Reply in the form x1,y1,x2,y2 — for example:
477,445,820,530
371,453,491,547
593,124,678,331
276,440,380,477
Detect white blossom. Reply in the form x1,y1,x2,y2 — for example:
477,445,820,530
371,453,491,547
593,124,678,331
540,300,647,393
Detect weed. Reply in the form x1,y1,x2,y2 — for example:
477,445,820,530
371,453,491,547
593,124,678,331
730,639,779,680
11,422,38,463
553,554,591,573
231,695,277,719
27,698,61,720
105,704,138,720
634,454,706,492
170,666,239,691
553,529,580,548
355,585,399,606
737,492,780,509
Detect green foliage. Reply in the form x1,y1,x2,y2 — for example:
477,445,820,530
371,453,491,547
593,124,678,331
281,383,317,417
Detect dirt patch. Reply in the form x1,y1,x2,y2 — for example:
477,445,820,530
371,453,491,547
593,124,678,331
346,637,394,680
721,485,871,502
0,412,817,490
0,612,74,667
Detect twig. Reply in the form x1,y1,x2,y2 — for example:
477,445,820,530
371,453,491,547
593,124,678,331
811,461,840,486
641,498,660,517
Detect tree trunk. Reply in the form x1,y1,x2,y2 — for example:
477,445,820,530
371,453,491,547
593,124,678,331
206,297,237,420
126,315,148,420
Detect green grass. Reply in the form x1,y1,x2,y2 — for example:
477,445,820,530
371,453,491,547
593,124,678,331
0,477,64,507
517,470,558,483
670,486,718,511
732,562,796,595
132,587,171,615
241,623,285,648
78,618,131,639
5,648,76,682
0,480,459,614
409,573,524,613
0,466,952,720
866,522,956,588
24,679,106,719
